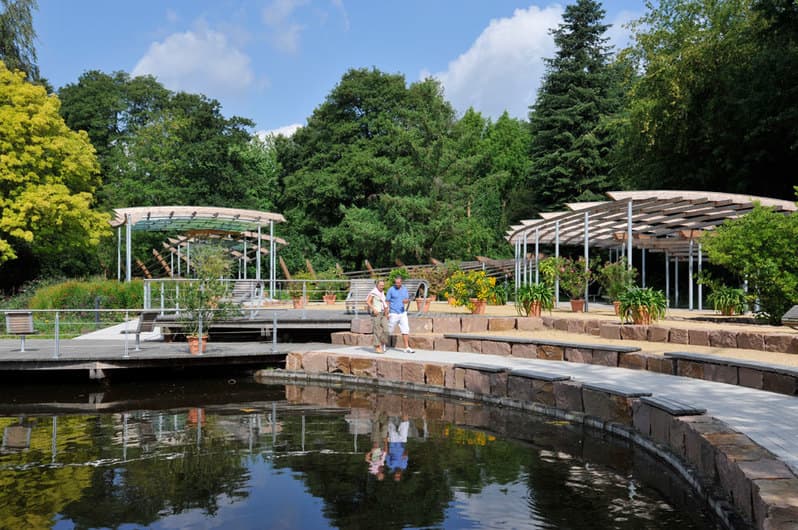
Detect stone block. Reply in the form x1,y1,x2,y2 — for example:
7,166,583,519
376,359,402,381
402,398,425,419
425,400,445,421
433,317,461,334
350,318,373,334
567,319,586,334
648,406,673,445
434,337,458,351
619,352,647,370
541,315,555,328
703,363,738,385
765,334,797,353
553,319,569,331
285,352,302,371
599,323,622,340
454,367,466,389
716,450,755,522
355,333,373,346
380,393,403,416
537,344,564,361
463,369,490,394
668,415,697,457
737,332,766,351
284,384,302,403
592,350,619,367
532,380,556,406
583,389,635,425
461,316,489,333
517,317,544,331
481,340,511,356
632,400,651,436
490,371,509,397
424,363,445,386
458,339,482,354
302,351,329,373
409,335,435,351
443,365,455,388
620,325,648,341
753,478,798,530
302,386,329,406
647,326,669,342
646,355,675,375
688,329,711,346
709,330,738,348
330,331,347,345
677,360,705,379
409,317,433,333
349,357,377,378
762,372,798,395
682,417,731,481
739,367,764,389
511,343,538,358
327,355,351,375
554,381,583,412
507,375,535,402
564,347,593,364
488,317,516,331
669,328,689,344
584,319,603,336
402,362,425,384
341,332,355,345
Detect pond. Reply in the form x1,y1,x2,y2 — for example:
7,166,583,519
0,378,720,529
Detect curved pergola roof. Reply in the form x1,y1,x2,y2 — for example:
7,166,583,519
507,190,796,257
110,206,286,233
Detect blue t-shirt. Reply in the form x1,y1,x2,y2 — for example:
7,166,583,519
386,285,409,314
386,442,408,471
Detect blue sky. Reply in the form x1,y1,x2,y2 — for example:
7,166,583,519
36,1,642,137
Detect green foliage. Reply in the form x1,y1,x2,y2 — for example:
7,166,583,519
491,281,509,305
0,0,39,81
444,270,496,309
408,265,449,297
27,278,144,309
177,245,238,336
706,285,748,316
387,267,410,285
314,267,347,296
619,287,667,324
700,205,798,324
540,257,593,299
287,271,314,299
515,283,554,316
597,258,637,301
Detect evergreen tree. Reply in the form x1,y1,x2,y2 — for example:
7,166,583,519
526,0,622,214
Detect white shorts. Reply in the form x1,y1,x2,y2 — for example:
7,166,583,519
388,312,410,334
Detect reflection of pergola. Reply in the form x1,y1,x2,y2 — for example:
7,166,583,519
110,206,287,297
507,191,796,310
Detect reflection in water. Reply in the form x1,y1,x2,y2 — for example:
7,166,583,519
0,380,720,529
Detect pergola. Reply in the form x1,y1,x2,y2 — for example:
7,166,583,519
507,190,796,310
110,206,287,298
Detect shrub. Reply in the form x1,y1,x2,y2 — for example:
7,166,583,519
597,258,637,301
618,287,667,325
515,283,554,316
444,270,496,310
29,278,144,309
540,256,593,300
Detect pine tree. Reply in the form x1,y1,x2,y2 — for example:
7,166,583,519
526,0,622,213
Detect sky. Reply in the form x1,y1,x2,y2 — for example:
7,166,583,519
35,0,641,138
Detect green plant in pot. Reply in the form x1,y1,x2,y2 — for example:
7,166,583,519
287,271,313,307
316,268,347,304
541,256,593,311
444,270,496,314
707,285,747,316
618,287,667,325
515,283,554,317
597,258,637,315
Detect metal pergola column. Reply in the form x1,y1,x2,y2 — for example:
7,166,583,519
688,239,694,310
584,211,590,312
555,221,560,306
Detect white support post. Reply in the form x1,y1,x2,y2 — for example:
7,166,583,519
627,200,633,270
675,256,680,308
187,241,191,277
256,224,262,281
177,246,182,277
269,220,275,299
642,248,646,287
514,238,519,292
243,237,247,280
125,214,132,283
555,220,560,307
688,240,694,310
698,243,703,311
535,228,540,284
522,235,528,287
170,252,174,278
584,211,590,312
665,251,670,307
117,227,121,281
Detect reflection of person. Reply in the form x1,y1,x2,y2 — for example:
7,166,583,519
385,415,409,481
365,440,386,480
366,279,388,353
386,277,414,353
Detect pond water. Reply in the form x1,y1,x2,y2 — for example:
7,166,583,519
0,379,720,529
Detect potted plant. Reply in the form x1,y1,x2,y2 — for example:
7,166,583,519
515,283,554,317
540,256,593,312
707,285,747,316
316,268,346,304
178,245,238,354
597,258,637,315
618,287,667,325
287,271,313,308
444,270,496,314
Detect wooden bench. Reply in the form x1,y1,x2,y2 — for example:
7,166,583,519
664,351,798,394
227,279,263,305
5,311,35,352
344,278,429,314
135,311,161,351
783,305,798,329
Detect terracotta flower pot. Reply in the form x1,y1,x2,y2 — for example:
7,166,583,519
469,298,487,314
292,297,305,309
570,299,585,313
415,298,432,312
323,294,337,305
187,335,208,355
526,300,542,317
632,307,652,325
613,300,621,316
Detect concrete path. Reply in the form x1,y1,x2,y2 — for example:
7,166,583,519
323,345,798,474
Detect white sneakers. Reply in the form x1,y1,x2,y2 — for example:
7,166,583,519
404,347,415,354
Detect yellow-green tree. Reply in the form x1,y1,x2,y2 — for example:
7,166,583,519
0,60,110,270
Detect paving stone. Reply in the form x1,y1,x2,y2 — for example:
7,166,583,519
458,339,482,354
350,318,373,334
461,317,489,333
592,350,619,367
669,328,689,344
564,347,593,364
285,352,302,371
553,319,569,331
302,351,329,373
762,372,798,395
541,316,556,328
703,363,738,385
620,325,647,341
619,352,646,370
766,334,797,353
463,369,491,394
554,380,583,412
599,323,622,340
434,337,458,351
739,367,764,389
739,459,795,481
433,316,462,334
350,357,377,377
567,319,587,334
647,326,669,342
737,332,766,351
376,359,402,380
511,343,538,358
327,355,351,374
409,335,435,350
481,340,511,356
401,362,425,384
583,388,635,425
508,375,535,402
409,317,433,333
688,329,711,346
677,359,705,379
537,344,564,361
753,478,798,530
517,317,544,331
646,355,675,375
709,330,738,348
488,317,516,331
424,363,445,386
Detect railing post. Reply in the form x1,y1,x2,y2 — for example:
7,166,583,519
271,312,277,353
198,286,204,356
160,282,165,315
53,311,60,359
123,310,129,358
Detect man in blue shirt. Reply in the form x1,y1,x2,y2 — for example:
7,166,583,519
385,276,414,353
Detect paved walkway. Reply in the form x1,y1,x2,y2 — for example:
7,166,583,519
321,345,798,474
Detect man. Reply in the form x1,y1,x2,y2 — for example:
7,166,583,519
366,279,388,353
385,415,410,481
386,276,414,353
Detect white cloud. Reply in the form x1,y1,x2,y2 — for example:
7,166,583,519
257,123,302,139
330,0,350,31
428,4,564,120
606,10,638,50
132,27,255,97
263,0,310,53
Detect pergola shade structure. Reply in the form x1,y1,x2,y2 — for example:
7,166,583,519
110,206,287,298
507,191,796,310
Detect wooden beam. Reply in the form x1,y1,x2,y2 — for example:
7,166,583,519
279,256,292,280
152,249,171,275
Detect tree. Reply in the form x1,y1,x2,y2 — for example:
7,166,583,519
526,0,623,215
0,61,110,279
0,0,39,81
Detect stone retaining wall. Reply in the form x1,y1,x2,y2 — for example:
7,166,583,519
278,350,798,529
